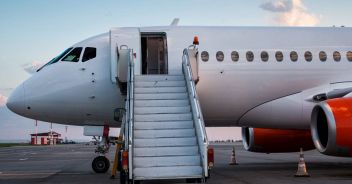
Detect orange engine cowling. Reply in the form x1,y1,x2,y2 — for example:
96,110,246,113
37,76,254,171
311,97,352,157
242,127,315,153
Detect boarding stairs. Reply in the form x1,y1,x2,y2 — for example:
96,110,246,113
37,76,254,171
118,47,210,182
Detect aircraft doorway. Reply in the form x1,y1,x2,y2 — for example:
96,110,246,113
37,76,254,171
141,33,168,74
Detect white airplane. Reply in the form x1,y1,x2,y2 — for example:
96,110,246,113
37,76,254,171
6,24,352,181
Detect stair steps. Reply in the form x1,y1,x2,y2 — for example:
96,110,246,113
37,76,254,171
131,75,203,180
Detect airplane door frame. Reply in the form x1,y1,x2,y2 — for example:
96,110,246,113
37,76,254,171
141,32,168,75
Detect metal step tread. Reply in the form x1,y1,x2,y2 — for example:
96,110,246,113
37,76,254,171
134,146,199,157
135,106,191,114
134,121,194,130
135,93,188,100
134,137,197,147
135,81,186,87
135,75,184,82
135,113,192,122
135,100,189,107
134,129,195,139
133,166,203,180
135,87,187,94
134,155,201,168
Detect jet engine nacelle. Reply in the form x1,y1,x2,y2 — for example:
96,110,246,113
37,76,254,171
311,97,352,157
242,127,315,153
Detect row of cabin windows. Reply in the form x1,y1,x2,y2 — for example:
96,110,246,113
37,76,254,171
201,51,352,62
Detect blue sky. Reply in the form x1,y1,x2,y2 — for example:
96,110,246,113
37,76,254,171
0,0,351,141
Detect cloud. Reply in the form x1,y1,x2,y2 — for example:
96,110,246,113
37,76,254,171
261,0,320,26
260,0,292,12
22,61,45,74
0,94,7,106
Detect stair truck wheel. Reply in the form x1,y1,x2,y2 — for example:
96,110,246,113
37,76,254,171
92,156,110,173
120,170,128,184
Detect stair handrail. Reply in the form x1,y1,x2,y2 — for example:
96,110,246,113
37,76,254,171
123,48,134,180
182,48,209,178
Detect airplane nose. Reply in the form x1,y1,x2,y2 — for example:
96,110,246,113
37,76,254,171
6,84,26,115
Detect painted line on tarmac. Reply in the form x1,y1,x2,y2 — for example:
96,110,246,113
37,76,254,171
0,172,85,176
0,173,54,176
57,173,86,175
0,171,57,176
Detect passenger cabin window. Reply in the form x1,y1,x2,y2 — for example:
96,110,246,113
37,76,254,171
347,51,352,62
231,51,239,62
82,47,97,62
261,51,269,62
201,51,209,62
246,51,254,62
333,51,341,62
304,51,313,62
216,51,224,62
275,51,283,62
290,51,298,62
62,47,83,62
319,51,327,62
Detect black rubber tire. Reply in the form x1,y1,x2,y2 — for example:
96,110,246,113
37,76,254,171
92,156,110,173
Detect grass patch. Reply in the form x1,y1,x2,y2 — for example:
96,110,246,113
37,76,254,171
0,143,30,148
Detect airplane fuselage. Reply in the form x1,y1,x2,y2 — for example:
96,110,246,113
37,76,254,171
7,26,352,130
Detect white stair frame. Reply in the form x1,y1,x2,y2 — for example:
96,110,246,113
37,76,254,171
121,48,134,180
121,47,209,182
182,48,209,178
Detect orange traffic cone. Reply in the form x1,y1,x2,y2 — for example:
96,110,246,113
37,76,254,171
229,146,238,165
295,148,310,177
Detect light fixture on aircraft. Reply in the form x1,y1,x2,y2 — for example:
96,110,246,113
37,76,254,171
193,36,199,45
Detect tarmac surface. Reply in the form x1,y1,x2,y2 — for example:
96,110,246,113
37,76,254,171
0,143,352,184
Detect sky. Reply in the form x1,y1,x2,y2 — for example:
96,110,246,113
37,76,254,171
0,0,351,142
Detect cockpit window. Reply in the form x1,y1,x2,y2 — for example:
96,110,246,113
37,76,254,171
62,47,82,62
82,47,97,62
37,47,73,72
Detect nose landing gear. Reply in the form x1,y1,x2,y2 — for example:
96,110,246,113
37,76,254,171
92,135,111,173
84,125,114,174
